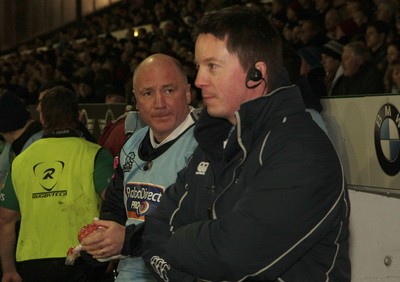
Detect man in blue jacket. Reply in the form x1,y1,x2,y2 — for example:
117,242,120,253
81,54,199,282
142,6,351,282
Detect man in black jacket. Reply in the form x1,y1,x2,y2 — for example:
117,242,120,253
142,6,351,282
331,41,384,96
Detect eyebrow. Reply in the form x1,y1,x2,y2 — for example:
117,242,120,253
137,83,176,92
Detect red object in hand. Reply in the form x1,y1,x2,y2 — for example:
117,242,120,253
78,223,99,242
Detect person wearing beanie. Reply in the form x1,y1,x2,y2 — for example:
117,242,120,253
0,91,43,280
321,40,344,96
0,91,42,173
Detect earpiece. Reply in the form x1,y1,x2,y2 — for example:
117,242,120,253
246,64,263,83
245,64,264,89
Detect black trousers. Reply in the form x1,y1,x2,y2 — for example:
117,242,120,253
16,257,114,282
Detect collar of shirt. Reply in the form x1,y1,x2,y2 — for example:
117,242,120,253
149,107,195,149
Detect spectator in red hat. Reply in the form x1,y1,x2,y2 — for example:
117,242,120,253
335,19,358,42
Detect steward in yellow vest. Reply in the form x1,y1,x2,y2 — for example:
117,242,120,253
0,86,114,282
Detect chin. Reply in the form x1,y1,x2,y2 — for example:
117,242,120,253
206,107,224,119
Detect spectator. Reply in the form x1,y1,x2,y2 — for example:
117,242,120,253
283,22,303,49
286,0,306,25
81,54,198,281
325,8,343,40
300,18,328,48
314,0,332,26
365,20,390,72
0,86,114,281
345,0,370,21
142,6,350,281
375,0,399,24
332,41,385,95
298,46,327,97
332,0,348,17
384,59,400,93
76,76,101,103
321,39,344,95
283,44,327,132
352,7,370,39
383,40,400,92
386,40,400,65
335,18,359,42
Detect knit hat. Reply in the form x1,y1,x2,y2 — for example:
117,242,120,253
0,91,30,133
297,47,322,70
321,40,344,61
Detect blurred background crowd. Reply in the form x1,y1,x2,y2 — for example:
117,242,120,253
0,0,399,109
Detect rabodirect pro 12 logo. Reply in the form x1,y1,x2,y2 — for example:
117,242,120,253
374,103,400,176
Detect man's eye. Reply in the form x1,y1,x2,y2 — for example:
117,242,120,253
165,88,174,94
208,63,216,70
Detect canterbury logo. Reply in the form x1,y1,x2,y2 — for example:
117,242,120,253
195,161,209,175
150,256,170,282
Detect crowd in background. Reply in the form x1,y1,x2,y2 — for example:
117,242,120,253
0,0,400,109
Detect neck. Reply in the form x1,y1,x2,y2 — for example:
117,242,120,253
8,119,33,143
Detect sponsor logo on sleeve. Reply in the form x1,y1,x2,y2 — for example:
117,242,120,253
125,182,165,221
195,161,209,175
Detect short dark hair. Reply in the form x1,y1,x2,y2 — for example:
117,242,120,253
192,6,283,90
41,86,79,131
367,20,390,36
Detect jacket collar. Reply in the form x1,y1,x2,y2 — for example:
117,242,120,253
194,70,306,156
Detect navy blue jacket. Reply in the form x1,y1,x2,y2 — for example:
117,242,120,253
142,83,351,281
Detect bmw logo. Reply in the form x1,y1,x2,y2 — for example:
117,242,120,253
374,103,400,176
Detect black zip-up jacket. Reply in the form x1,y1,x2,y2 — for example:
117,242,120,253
142,83,351,281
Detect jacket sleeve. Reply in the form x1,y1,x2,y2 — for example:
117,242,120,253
100,162,126,225
159,133,348,281
100,161,144,257
142,167,197,282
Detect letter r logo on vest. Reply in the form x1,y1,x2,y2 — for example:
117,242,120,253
195,161,209,175
33,161,65,191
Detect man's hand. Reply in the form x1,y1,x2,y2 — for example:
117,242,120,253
0,207,20,282
1,271,22,282
80,219,125,259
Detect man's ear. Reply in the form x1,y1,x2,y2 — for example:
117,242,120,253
254,61,267,79
185,83,192,104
